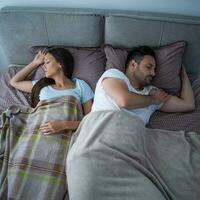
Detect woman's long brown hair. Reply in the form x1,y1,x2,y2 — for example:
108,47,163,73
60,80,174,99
30,47,74,107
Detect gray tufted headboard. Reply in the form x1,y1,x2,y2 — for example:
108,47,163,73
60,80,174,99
0,6,200,74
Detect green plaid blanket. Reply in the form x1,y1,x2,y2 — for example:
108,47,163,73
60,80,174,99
0,96,83,200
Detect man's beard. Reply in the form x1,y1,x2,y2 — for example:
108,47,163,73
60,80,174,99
134,70,152,87
137,75,152,86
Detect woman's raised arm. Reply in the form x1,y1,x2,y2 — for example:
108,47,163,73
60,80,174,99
10,51,45,93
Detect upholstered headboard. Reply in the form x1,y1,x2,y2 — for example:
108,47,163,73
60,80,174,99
0,6,200,74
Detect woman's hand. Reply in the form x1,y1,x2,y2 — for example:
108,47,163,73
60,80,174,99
32,50,46,66
9,49,47,93
39,120,80,135
39,120,65,135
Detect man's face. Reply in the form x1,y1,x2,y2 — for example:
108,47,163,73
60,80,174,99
133,55,156,86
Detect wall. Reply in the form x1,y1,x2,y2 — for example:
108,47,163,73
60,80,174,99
0,0,200,17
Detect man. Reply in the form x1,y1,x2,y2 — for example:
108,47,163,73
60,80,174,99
92,46,195,125
67,46,196,200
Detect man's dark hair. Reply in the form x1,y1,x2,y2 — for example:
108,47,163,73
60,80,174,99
125,46,156,71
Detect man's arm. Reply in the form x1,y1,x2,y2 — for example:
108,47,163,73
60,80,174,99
160,66,195,113
102,77,169,109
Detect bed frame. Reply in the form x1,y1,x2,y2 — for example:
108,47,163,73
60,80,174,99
0,6,200,200
0,6,200,74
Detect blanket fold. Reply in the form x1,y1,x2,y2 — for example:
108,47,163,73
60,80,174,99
0,96,83,200
67,110,200,200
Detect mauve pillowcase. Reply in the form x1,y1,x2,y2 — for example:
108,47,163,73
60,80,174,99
0,65,42,113
104,41,186,94
30,46,106,91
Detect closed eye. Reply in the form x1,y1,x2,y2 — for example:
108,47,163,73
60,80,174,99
146,66,152,70
146,64,155,70
45,61,50,64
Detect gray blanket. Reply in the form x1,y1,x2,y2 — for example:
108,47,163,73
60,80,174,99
67,110,200,200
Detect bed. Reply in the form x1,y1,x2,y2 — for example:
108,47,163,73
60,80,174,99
0,6,200,200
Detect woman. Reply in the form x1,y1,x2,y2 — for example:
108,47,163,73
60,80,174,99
10,47,94,134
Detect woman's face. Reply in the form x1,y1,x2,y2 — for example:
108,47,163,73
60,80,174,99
42,53,62,78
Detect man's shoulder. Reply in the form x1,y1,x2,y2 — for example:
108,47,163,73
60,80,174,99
96,68,129,90
101,68,127,80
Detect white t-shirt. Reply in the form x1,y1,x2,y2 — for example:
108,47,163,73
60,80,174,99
32,78,94,104
92,69,161,125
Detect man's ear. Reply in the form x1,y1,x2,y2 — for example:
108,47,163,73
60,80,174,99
130,59,137,70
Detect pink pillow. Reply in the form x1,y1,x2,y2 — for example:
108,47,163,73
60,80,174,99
104,41,186,94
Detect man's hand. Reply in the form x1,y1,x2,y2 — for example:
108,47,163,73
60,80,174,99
149,88,170,105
